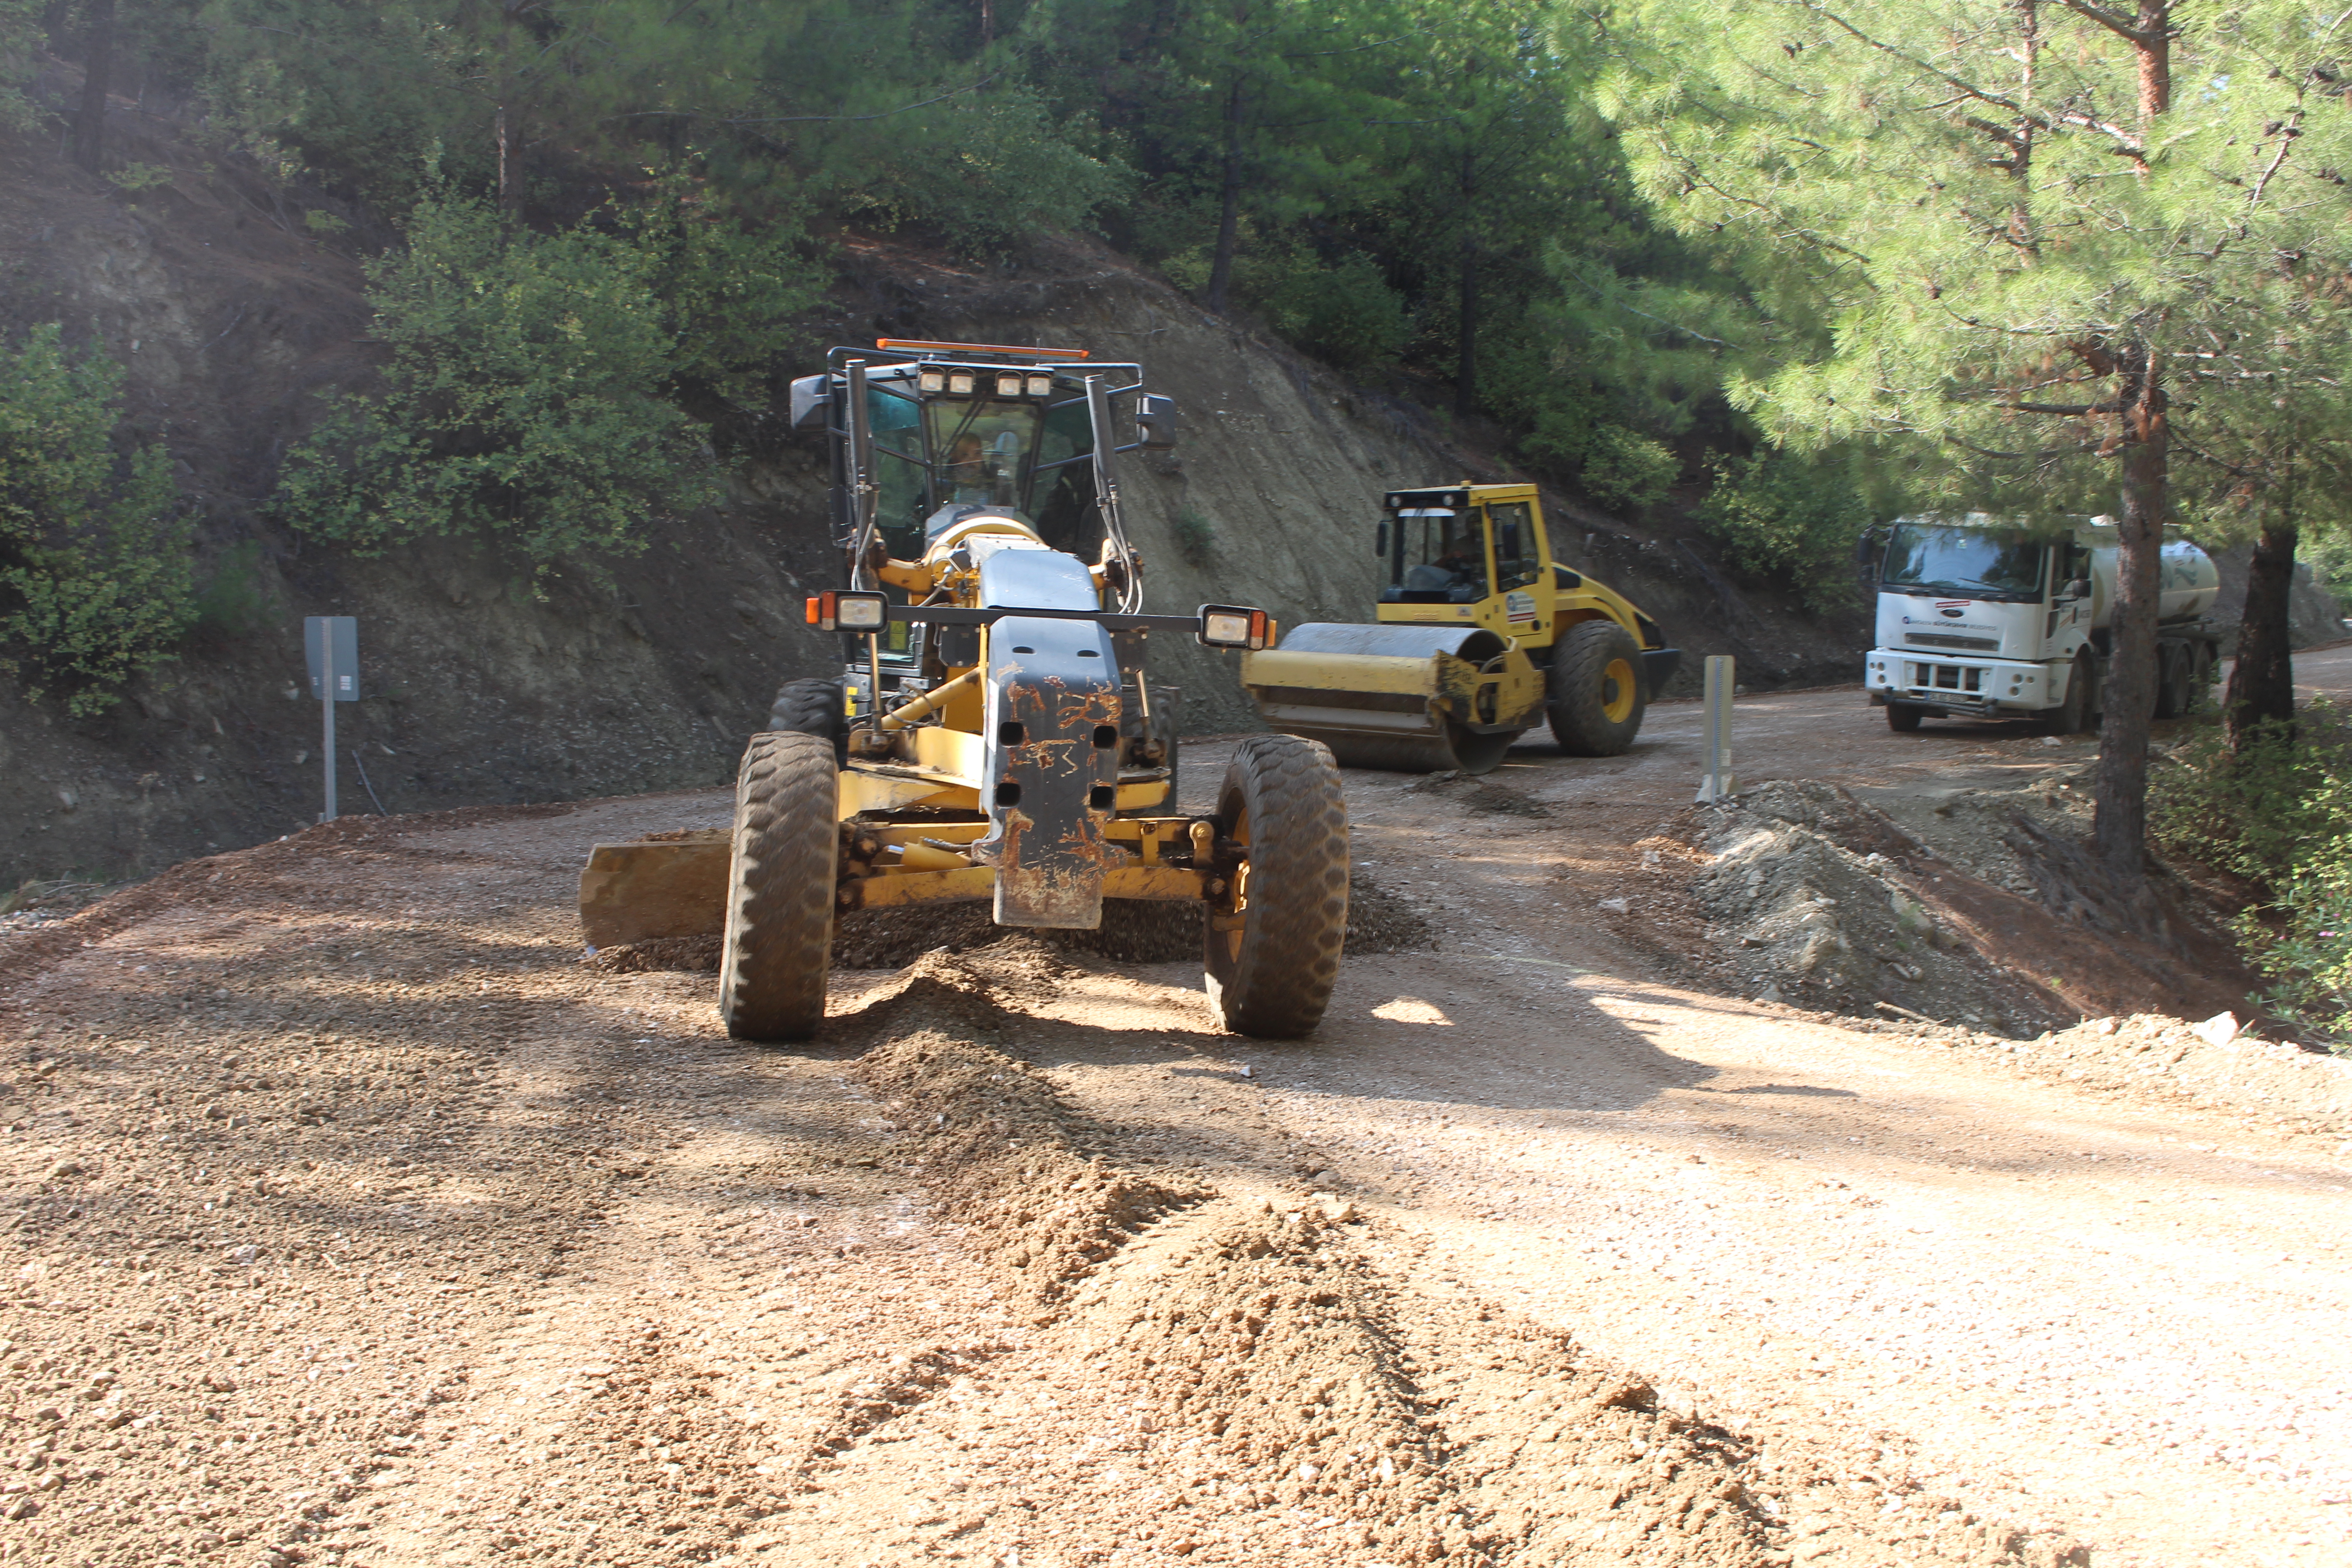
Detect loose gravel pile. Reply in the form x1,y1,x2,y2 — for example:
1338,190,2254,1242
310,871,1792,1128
1686,782,2066,1035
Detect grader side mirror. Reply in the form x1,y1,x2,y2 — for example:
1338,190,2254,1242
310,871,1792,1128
1136,394,1177,451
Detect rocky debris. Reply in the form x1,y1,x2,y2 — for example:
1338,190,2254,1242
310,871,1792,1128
1405,770,1553,818
1688,781,2065,1034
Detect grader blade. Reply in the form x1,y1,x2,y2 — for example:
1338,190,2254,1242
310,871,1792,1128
578,829,730,949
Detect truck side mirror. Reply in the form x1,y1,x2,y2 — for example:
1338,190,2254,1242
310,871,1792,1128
1376,520,1389,557
2060,577,2091,601
1136,394,1177,451
1853,528,1880,572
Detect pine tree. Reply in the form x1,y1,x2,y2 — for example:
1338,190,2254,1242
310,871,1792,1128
1604,0,2352,902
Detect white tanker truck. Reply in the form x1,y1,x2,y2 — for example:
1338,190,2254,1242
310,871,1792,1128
1860,514,2221,733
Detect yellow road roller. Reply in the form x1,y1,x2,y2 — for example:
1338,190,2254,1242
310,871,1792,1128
1239,484,1681,773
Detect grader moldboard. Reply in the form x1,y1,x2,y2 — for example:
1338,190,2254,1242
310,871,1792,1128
1240,484,1680,773
579,339,1351,1042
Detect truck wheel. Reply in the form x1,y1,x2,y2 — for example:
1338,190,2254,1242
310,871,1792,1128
1886,702,1924,733
2153,646,2189,720
769,678,848,765
720,731,838,1041
1204,735,1349,1039
1548,620,1647,756
2040,654,2091,735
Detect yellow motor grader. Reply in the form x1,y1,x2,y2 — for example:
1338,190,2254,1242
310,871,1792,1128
1239,483,1680,773
578,340,1350,1042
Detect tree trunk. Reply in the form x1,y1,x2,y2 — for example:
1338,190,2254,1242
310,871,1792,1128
1453,144,1478,421
1204,78,1245,316
2225,522,2298,750
2091,346,2167,898
73,0,113,174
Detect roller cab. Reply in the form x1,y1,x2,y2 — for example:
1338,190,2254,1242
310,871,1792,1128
1240,484,1680,774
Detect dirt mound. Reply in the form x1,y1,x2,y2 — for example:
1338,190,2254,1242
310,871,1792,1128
826,977,2081,1567
1690,782,2064,1033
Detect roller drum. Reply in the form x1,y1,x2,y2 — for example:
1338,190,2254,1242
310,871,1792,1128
1240,622,1526,775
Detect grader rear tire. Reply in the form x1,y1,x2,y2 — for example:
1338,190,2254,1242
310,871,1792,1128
719,731,838,1041
769,678,848,765
1205,734,1349,1039
1548,620,1648,756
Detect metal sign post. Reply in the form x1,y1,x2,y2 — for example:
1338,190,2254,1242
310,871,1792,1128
1696,654,1735,804
304,617,359,823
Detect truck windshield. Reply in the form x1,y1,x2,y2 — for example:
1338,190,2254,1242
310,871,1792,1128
1882,522,2048,598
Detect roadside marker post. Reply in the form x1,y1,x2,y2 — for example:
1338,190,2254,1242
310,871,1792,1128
304,616,359,823
1696,654,1735,804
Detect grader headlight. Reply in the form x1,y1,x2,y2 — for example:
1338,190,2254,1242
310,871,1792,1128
1199,606,1274,651
805,591,890,632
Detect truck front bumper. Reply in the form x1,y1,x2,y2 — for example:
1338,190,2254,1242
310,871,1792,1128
1865,650,2057,715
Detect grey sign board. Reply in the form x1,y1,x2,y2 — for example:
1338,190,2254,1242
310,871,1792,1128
304,616,359,702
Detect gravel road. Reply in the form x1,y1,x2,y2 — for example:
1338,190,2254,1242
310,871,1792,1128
2,671,2347,1568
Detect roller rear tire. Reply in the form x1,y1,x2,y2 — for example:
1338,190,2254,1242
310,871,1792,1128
1548,620,1648,756
1205,735,1349,1039
769,678,848,765
720,731,838,1041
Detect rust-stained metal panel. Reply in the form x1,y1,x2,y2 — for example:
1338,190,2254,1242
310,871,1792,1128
968,547,1124,929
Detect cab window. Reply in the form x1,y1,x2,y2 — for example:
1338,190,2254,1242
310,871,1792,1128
1488,502,1542,591
1382,510,1490,604
924,398,1041,511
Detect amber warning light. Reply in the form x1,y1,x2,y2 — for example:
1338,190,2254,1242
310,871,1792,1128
874,338,1088,360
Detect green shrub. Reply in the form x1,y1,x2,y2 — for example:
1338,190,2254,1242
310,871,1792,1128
274,193,733,576
1162,233,1411,371
0,325,195,715
1524,408,1679,515
838,85,1125,259
2151,709,2352,887
2152,706,2352,1053
1260,253,1411,372
1171,507,1215,568
1692,447,1869,613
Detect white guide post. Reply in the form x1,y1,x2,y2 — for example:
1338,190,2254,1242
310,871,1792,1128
1696,655,1735,804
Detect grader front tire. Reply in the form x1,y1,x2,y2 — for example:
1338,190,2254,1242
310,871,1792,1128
1205,734,1349,1039
719,731,838,1042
